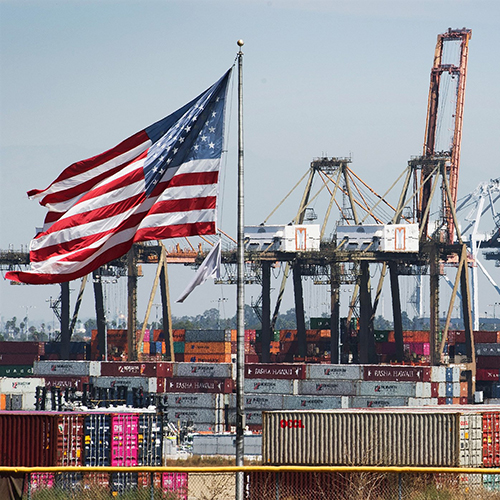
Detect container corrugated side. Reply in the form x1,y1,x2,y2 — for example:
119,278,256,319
262,410,460,466
0,412,57,466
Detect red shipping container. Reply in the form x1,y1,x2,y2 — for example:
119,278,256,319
245,363,306,380
245,354,260,363
166,377,233,393
156,363,173,378
100,362,158,377
44,376,89,391
0,412,57,466
183,353,232,363
437,397,447,405
56,414,84,466
431,382,439,398
0,353,39,365
0,342,43,355
477,356,500,369
363,365,425,382
477,369,500,381
474,331,500,343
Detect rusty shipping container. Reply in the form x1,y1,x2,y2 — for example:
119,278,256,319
262,408,483,467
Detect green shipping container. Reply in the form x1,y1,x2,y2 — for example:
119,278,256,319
374,330,390,342
173,341,185,354
310,317,331,329
0,365,34,377
256,330,280,342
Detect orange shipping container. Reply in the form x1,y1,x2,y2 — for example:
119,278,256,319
184,342,231,354
280,330,298,342
173,329,186,342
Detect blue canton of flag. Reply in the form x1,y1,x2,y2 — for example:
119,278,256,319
143,80,227,196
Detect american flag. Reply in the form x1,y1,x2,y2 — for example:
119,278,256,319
6,69,232,285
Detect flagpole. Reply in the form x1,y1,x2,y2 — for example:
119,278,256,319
235,39,245,500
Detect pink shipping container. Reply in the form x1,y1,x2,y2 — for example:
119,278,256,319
111,414,139,466
30,473,55,491
163,472,188,500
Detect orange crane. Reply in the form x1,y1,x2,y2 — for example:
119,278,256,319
418,28,472,244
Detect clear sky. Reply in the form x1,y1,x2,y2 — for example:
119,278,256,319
1,0,499,327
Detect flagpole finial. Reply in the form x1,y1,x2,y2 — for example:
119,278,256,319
237,39,244,48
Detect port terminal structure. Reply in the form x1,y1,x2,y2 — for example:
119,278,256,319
1,28,499,401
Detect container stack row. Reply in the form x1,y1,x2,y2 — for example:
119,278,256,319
260,407,500,490
0,410,180,495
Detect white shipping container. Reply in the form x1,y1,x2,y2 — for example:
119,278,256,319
357,381,416,397
33,361,100,377
245,379,296,395
305,364,363,380
298,380,357,396
0,377,45,394
431,366,447,382
349,397,409,408
415,382,432,398
408,397,438,406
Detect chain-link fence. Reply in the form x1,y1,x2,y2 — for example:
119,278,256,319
4,467,500,499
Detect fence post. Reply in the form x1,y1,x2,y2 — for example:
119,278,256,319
150,471,154,500
275,471,280,500
27,473,31,500
398,472,402,500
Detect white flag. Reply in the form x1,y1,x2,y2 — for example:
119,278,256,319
176,240,221,303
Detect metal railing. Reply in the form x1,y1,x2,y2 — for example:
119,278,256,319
2,466,500,499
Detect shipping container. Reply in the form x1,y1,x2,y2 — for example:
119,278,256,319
298,380,357,396
184,329,231,342
0,412,57,466
138,413,163,466
56,413,84,466
0,342,43,355
34,360,100,377
262,408,484,466
0,353,39,365
165,377,233,394
44,376,89,391
245,363,306,380
357,381,416,397
0,365,33,377
163,393,218,408
349,397,409,408
100,362,158,377
363,365,428,382
184,341,231,354
306,364,362,380
245,379,296,395
84,413,111,466
282,395,344,410
173,362,232,379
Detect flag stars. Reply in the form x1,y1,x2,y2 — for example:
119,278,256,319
209,142,215,149
209,127,216,133
201,135,208,142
